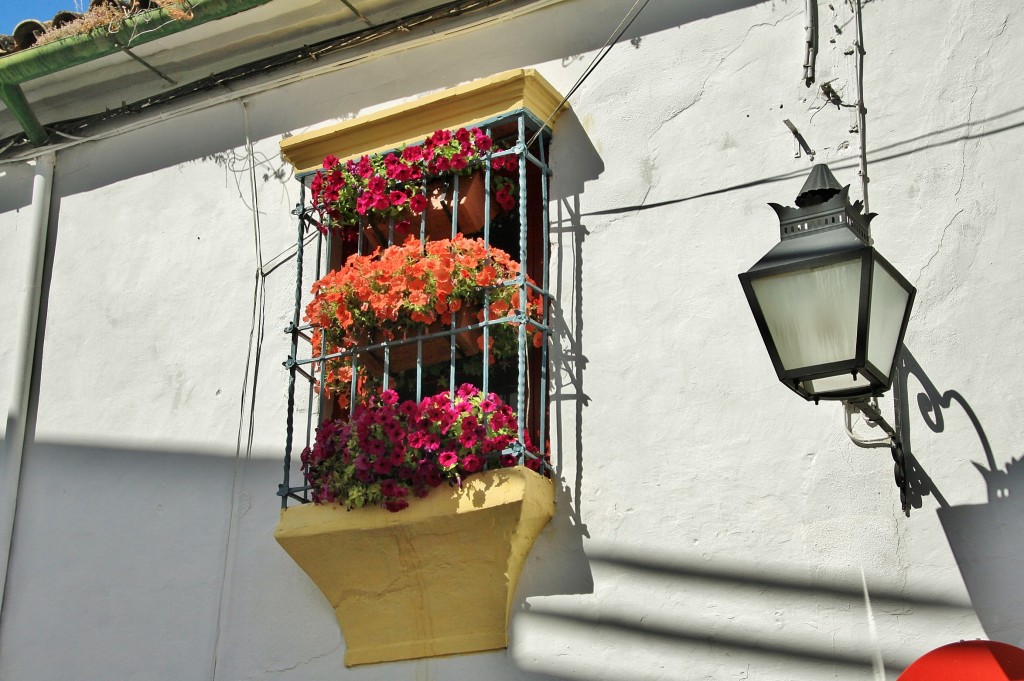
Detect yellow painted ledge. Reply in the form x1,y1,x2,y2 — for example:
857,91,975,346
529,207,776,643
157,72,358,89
274,466,556,666
279,69,568,174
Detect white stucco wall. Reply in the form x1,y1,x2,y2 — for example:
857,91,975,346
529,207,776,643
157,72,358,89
2,0,1023,679
0,159,41,437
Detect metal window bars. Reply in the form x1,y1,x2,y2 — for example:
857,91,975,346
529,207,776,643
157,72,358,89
279,110,553,508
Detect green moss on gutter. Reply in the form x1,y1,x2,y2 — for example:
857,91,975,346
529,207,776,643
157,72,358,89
0,0,274,146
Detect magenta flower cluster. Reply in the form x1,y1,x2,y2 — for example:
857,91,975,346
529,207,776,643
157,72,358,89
309,126,519,236
301,385,542,512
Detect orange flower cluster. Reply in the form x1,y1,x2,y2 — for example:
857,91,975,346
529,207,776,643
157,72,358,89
306,235,544,399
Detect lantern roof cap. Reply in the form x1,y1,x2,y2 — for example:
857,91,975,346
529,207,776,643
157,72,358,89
796,164,844,207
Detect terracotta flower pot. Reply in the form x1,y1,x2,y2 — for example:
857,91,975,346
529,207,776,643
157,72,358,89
423,170,501,237
274,466,555,666
362,171,500,250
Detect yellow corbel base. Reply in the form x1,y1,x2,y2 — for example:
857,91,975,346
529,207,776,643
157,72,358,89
274,466,555,666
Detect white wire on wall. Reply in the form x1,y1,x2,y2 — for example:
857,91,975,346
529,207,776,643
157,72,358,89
209,98,268,680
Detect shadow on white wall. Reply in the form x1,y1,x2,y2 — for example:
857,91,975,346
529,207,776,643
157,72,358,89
899,350,1024,649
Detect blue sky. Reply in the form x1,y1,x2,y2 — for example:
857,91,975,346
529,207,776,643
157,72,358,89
1,0,83,35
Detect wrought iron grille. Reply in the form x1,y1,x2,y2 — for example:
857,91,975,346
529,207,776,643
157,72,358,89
279,110,553,508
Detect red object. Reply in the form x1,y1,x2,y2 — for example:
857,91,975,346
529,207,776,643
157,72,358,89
899,641,1024,680
362,171,496,251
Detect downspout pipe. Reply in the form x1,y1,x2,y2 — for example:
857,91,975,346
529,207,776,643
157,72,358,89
0,0,275,146
0,151,55,624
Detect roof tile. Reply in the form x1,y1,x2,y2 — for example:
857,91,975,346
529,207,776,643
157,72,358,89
1,1,165,55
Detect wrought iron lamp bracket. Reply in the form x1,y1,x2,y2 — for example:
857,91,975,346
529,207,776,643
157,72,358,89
844,396,910,516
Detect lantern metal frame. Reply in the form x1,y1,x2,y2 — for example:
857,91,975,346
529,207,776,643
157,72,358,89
739,166,916,404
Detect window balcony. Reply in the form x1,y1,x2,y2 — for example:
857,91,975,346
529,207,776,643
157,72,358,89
274,69,568,665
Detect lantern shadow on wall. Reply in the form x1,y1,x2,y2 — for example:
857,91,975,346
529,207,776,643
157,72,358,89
901,348,1024,647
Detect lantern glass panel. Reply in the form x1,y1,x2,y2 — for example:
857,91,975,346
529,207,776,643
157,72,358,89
750,256,863,371
801,373,872,396
867,259,911,381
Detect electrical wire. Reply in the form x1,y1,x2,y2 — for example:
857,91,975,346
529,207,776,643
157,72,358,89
1,0,572,166
0,0,529,157
527,0,652,148
843,400,891,448
243,103,267,465
802,0,818,86
259,230,318,278
840,0,889,452
46,128,89,141
850,0,870,213
211,98,267,680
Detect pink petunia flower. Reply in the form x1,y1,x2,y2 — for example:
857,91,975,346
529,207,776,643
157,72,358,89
461,453,482,473
495,188,516,211
402,145,424,162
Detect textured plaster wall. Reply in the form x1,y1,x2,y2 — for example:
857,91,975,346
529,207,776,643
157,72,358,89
1,0,1023,679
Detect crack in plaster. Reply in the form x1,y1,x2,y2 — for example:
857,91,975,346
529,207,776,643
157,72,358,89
993,12,1010,40
953,88,977,199
918,208,964,281
638,13,794,213
918,54,977,283
914,0,1007,290
656,11,794,131
262,640,342,675
658,82,706,128
716,16,794,108
892,502,907,600
635,169,656,210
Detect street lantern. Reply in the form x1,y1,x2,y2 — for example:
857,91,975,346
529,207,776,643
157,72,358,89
739,164,916,403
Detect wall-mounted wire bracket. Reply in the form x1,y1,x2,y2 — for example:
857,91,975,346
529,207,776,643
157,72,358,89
783,119,815,159
844,397,910,516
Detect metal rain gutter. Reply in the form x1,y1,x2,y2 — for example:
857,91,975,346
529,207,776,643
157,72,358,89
0,0,275,146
